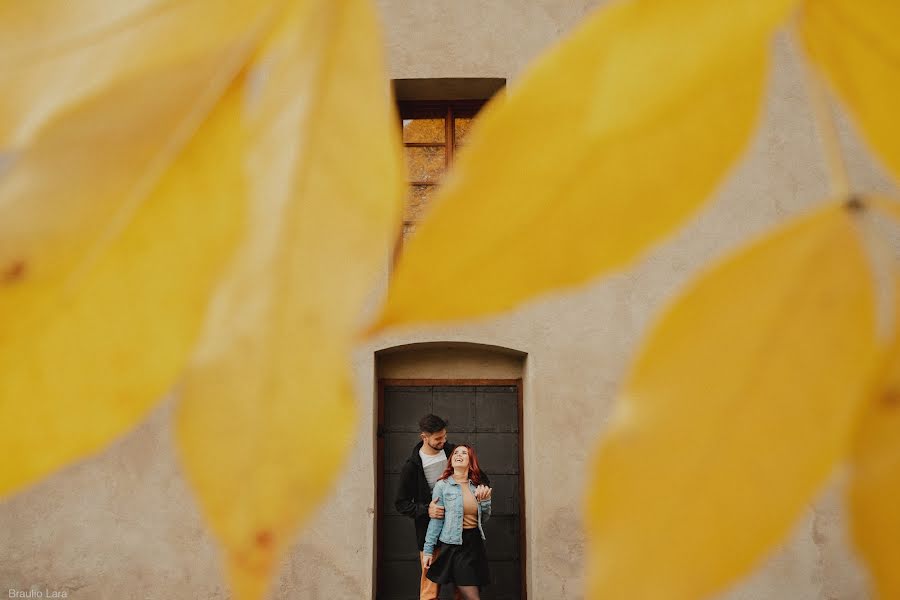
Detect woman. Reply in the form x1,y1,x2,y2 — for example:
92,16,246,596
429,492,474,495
422,444,493,600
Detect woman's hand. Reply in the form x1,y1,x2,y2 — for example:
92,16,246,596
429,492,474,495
474,485,492,500
422,554,432,569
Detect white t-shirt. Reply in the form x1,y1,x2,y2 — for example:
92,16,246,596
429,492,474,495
420,448,447,491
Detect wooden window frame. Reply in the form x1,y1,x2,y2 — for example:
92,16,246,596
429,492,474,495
398,99,487,181
393,100,489,261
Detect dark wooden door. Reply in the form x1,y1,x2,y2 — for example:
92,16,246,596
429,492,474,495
378,382,524,600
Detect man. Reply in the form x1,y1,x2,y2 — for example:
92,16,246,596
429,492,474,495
395,414,491,600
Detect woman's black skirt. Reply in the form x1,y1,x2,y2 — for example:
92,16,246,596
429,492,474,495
427,528,491,587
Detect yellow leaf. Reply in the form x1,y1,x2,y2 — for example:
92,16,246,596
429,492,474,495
371,0,795,332
801,0,900,182
173,2,404,599
0,1,274,145
0,7,272,495
847,253,900,599
0,0,273,295
866,196,900,226
849,349,900,600
586,203,877,599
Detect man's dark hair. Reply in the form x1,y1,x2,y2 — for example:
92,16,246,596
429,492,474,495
418,414,447,434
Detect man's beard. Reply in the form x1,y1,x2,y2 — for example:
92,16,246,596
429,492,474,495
428,441,444,451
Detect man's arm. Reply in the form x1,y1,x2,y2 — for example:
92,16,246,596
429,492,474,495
394,461,428,519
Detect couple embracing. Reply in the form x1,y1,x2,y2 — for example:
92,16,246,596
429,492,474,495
394,414,493,600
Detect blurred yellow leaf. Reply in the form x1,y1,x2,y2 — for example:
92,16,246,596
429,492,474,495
848,245,900,599
0,0,272,295
173,1,403,598
586,203,877,599
0,4,272,496
371,0,795,332
871,196,900,227
849,349,900,600
801,0,900,182
0,1,273,144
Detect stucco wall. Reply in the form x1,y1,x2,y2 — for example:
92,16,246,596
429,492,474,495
2,2,898,600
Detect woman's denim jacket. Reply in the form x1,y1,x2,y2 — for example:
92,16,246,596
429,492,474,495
423,477,492,556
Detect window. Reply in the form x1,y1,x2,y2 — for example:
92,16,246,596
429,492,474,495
397,100,487,245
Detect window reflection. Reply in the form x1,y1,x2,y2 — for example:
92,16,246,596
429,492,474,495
395,101,488,257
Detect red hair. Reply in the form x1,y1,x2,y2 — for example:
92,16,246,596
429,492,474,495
437,444,484,486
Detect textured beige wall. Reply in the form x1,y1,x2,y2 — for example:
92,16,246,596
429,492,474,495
2,2,898,600
376,0,600,81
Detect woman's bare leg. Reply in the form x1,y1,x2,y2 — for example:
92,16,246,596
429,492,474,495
456,585,480,600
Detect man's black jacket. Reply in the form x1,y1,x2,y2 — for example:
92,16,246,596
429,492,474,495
394,440,490,550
